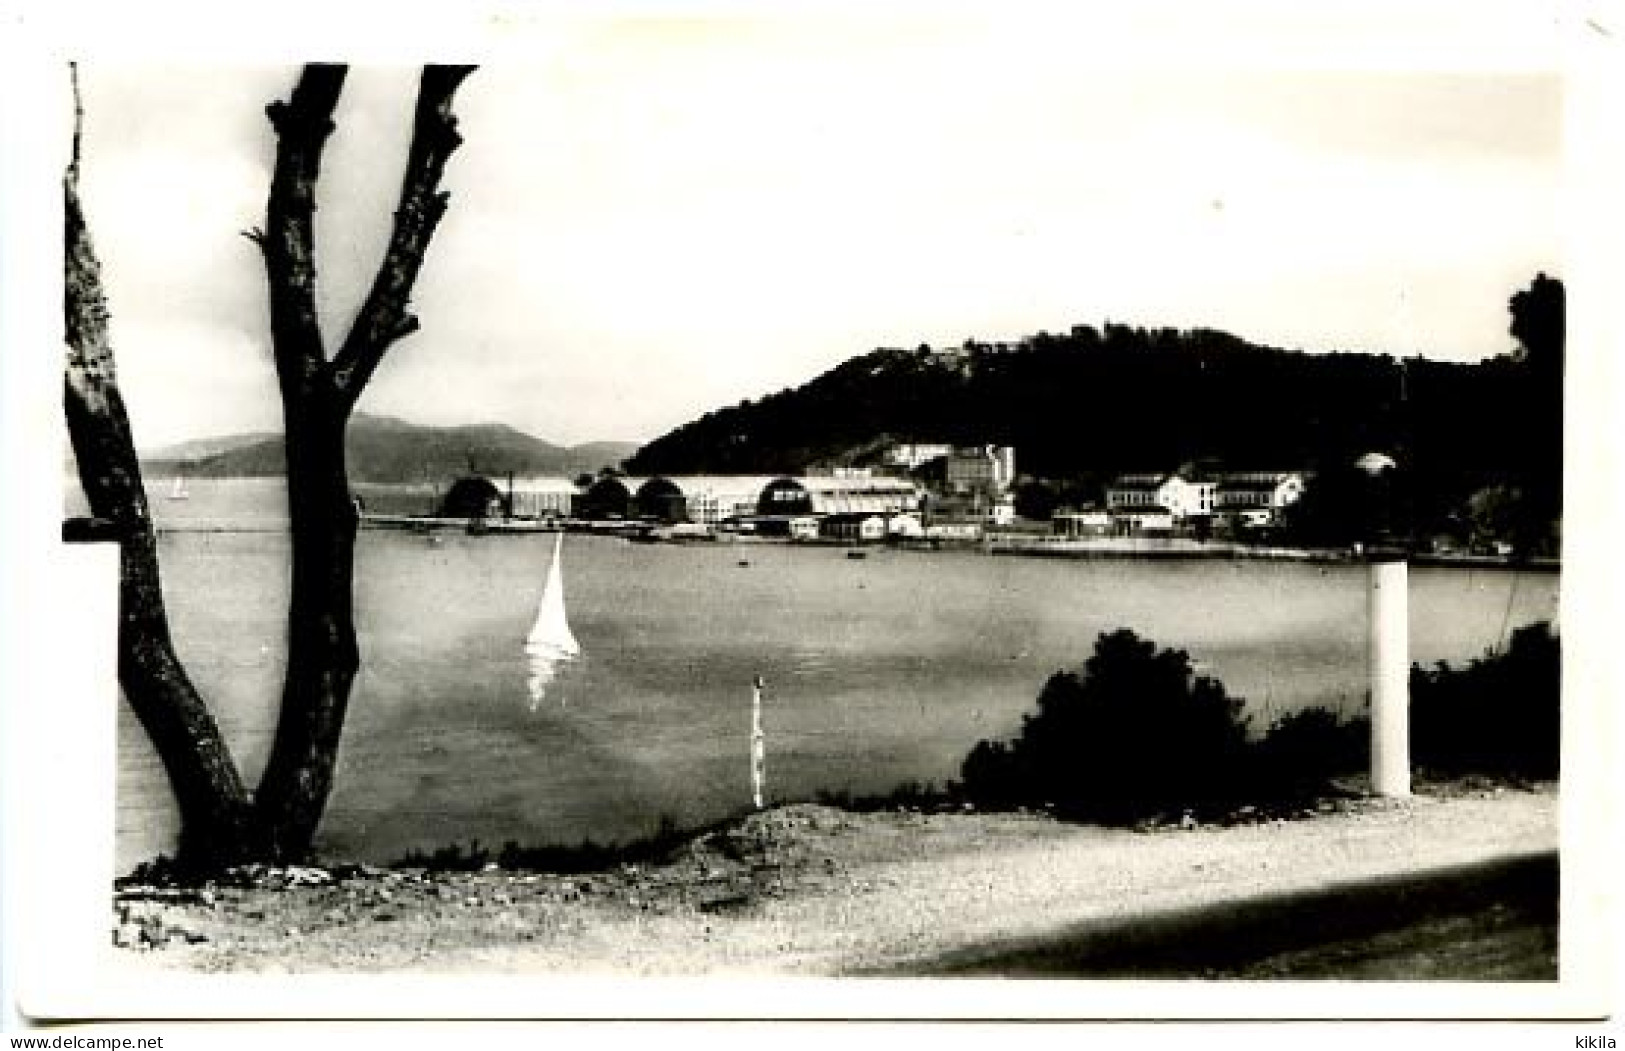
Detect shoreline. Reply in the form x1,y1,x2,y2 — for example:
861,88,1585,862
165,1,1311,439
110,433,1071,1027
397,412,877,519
985,537,1559,570
157,514,1560,572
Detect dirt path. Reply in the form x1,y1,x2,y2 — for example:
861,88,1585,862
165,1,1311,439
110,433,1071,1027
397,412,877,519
115,785,1557,976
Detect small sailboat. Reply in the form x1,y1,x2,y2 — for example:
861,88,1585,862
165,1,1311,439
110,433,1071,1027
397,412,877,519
525,532,581,708
167,474,190,501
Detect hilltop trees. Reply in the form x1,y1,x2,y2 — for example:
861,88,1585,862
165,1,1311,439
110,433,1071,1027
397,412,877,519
1406,272,1564,555
1510,272,1564,369
64,65,475,867
624,325,1475,483
627,280,1563,553
1507,272,1565,551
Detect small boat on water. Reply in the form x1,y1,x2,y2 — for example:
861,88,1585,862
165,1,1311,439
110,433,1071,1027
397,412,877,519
527,531,581,658
167,475,190,501
526,531,581,709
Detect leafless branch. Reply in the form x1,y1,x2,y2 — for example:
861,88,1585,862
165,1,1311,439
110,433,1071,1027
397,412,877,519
260,64,348,396
68,62,84,182
328,64,475,404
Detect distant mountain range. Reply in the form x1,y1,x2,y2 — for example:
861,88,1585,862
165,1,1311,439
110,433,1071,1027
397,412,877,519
142,414,636,483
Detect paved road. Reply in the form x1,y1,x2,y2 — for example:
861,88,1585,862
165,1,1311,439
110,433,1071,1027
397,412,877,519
883,850,1558,980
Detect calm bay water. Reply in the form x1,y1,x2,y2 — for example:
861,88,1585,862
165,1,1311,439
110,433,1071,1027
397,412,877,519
106,480,1560,869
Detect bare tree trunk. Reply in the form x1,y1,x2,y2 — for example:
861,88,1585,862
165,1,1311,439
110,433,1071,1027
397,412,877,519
249,65,473,860
64,64,472,867
250,398,363,859
64,124,255,869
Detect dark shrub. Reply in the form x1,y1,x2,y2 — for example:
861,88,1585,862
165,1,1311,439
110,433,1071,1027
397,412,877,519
960,629,1253,824
814,781,953,813
1411,620,1560,780
395,815,693,875
1254,706,1370,800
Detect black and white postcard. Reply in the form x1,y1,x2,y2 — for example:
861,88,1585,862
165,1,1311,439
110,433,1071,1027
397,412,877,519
3,0,1620,1043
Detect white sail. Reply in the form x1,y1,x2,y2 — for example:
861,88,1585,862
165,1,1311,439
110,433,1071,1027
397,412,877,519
526,533,581,710
526,531,581,657
168,475,190,500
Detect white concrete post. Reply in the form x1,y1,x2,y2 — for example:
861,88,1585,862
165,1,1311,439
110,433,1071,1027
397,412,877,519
750,676,766,810
1368,556,1412,797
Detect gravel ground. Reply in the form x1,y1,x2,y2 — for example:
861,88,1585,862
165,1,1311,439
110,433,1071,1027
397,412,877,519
111,784,1557,976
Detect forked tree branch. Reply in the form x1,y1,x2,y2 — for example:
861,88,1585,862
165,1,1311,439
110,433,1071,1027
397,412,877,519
327,64,475,405
260,64,348,399
249,64,474,859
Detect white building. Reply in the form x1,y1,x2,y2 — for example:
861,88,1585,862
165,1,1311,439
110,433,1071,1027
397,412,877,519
1213,472,1307,517
1112,506,1177,533
758,475,923,517
1052,509,1112,537
926,521,984,541
985,495,1017,526
946,445,1017,496
821,513,888,543
1105,473,1214,520
508,476,579,519
1106,469,1308,532
882,442,955,471
660,475,780,525
886,513,925,539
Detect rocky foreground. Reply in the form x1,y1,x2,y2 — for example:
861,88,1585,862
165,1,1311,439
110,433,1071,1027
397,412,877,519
111,784,1558,977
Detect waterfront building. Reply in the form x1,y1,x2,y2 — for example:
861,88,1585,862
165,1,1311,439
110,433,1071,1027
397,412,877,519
679,477,781,526
1105,473,1214,520
508,476,579,519
633,477,687,522
819,512,888,543
886,512,925,539
577,475,644,519
925,521,984,541
1110,505,1177,533
1213,472,1307,513
757,475,923,517
945,444,1017,496
438,476,507,519
1106,468,1308,533
1052,508,1112,538
625,475,779,525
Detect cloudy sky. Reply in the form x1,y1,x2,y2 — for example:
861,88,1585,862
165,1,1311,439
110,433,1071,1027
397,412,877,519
69,8,1563,450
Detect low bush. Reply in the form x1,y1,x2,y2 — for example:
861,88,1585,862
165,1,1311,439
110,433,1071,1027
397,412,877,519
960,628,1254,824
814,781,954,813
960,620,1559,825
1254,706,1370,800
1411,620,1560,780
394,815,693,874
